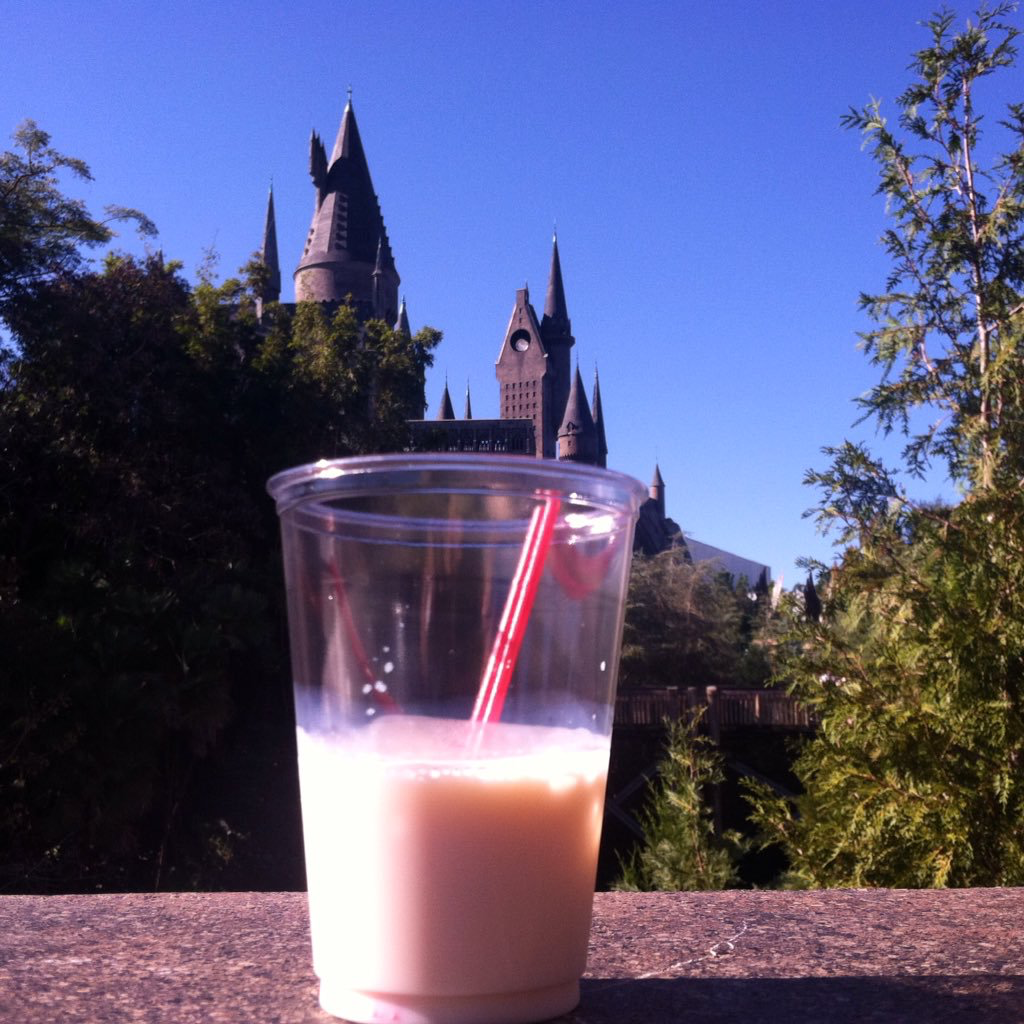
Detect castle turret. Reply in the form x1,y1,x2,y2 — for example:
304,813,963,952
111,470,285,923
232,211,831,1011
257,184,281,315
395,296,411,337
591,366,608,469
557,366,598,464
804,572,822,622
539,232,574,439
436,381,456,421
293,95,399,321
371,237,385,319
650,464,666,518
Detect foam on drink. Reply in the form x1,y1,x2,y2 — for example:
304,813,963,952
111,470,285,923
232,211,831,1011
296,714,610,1024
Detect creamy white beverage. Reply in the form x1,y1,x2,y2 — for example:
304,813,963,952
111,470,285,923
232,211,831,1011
296,714,610,1024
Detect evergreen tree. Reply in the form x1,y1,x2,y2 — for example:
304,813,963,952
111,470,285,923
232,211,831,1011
748,4,1024,888
616,714,745,891
619,548,769,690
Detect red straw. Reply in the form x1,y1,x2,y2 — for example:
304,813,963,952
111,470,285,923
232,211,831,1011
471,495,561,724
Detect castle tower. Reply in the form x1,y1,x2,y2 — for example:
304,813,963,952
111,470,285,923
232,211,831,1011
495,236,578,459
557,366,598,464
257,184,281,316
650,464,666,518
539,233,574,435
591,366,608,469
293,95,400,322
436,381,456,420
496,285,552,457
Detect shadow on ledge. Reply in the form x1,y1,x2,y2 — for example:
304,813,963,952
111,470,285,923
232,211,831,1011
570,973,1024,1024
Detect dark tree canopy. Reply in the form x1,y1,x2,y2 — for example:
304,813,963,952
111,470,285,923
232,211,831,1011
619,548,770,692
0,125,438,890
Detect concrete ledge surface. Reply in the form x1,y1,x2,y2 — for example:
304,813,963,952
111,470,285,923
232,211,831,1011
1,889,1022,1023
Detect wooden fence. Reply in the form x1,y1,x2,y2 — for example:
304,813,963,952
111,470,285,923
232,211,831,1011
614,685,816,734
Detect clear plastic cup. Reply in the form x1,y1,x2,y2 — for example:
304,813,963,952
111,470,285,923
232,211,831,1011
267,454,645,1024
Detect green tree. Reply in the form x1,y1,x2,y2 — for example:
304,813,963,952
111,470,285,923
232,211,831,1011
283,299,438,459
0,125,439,889
0,120,154,314
1,254,275,889
619,548,769,690
616,714,745,891
753,491,1024,887
748,4,1024,888
836,5,1024,492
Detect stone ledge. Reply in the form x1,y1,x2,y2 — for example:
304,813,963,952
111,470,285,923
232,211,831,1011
1,889,1021,1022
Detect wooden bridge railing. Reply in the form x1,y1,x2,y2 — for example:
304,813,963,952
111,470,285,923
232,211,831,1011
614,685,816,733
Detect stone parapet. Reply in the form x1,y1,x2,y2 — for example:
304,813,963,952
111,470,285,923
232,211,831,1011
2,889,1021,1022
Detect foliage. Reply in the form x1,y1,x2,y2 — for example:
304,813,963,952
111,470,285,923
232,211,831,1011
0,128,438,890
835,2,1024,494
616,713,745,891
283,300,441,459
751,490,1024,887
0,120,155,316
619,548,770,690
748,4,1024,888
1,255,257,889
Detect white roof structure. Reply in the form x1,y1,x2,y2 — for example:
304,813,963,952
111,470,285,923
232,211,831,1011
683,537,770,587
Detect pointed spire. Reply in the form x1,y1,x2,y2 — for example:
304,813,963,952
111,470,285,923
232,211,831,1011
539,233,574,449
543,231,569,326
295,98,400,311
436,380,456,421
557,365,597,463
650,464,666,518
591,365,608,468
464,381,473,419
395,296,411,337
309,130,328,200
371,236,384,318
260,183,281,305
330,92,368,166
804,572,822,622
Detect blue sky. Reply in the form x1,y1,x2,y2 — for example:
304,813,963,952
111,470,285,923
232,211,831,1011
6,1,1019,584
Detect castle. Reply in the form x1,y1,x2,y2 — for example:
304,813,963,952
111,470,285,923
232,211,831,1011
256,97,770,581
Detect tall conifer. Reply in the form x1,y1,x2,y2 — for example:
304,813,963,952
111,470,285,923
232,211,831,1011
749,4,1024,888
